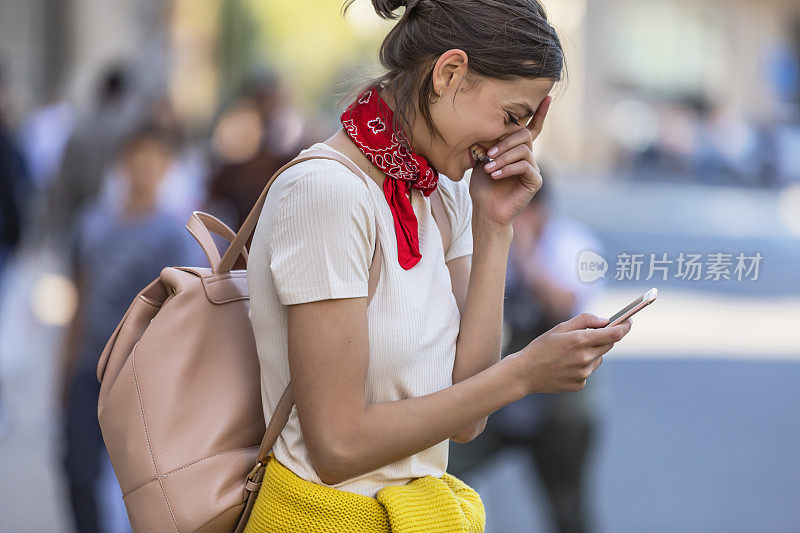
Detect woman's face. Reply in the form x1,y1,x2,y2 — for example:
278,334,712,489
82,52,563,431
409,50,555,181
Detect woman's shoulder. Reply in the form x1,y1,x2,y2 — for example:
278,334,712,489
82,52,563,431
269,143,377,215
274,143,371,190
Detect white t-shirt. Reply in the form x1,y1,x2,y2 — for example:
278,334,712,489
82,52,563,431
247,142,473,497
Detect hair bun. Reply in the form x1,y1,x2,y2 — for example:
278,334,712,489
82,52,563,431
343,0,419,20
370,0,407,20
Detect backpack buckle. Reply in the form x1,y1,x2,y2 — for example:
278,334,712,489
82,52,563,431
246,460,264,483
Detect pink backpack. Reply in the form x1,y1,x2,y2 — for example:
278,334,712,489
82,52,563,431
97,149,453,531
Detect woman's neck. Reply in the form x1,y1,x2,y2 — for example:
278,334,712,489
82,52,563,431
380,87,431,161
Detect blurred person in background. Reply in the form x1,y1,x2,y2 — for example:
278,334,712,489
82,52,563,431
57,123,195,533
449,178,606,533
632,100,702,182
0,63,33,439
0,63,30,280
205,72,304,233
100,93,208,261
695,104,763,187
18,85,76,194
244,70,307,158
42,63,141,249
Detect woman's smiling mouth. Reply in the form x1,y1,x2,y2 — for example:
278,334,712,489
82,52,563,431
468,143,493,169
469,144,489,163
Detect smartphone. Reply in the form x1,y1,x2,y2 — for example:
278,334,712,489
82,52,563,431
604,288,658,327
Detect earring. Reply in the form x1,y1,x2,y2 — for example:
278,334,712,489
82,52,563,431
428,89,441,104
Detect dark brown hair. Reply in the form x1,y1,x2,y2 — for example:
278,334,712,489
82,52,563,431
341,0,565,143
116,122,178,160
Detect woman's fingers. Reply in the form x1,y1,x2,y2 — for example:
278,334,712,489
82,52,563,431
526,95,551,141
482,138,542,191
592,343,615,357
483,144,530,175
585,319,632,348
486,95,552,158
487,127,533,159
587,354,604,375
487,160,541,188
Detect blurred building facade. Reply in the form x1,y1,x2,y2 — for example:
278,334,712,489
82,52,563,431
3,0,800,173
540,0,800,175
1,0,169,114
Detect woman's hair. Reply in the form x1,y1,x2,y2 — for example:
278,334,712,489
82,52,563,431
341,0,565,143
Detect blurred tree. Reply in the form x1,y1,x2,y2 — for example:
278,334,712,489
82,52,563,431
242,0,393,114
218,0,259,101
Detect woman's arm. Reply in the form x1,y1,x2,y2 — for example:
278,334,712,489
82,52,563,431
447,219,512,443
287,296,526,485
287,290,628,485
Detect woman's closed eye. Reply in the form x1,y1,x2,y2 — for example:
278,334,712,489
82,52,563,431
506,112,521,127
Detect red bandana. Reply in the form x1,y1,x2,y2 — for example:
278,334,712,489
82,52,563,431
340,86,439,270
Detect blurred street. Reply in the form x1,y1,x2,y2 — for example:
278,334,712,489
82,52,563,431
465,176,800,531
466,359,800,533
2,0,800,531
2,179,799,532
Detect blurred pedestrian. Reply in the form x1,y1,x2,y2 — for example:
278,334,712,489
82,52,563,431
18,86,75,193
0,64,33,439
42,63,141,249
100,94,208,257
0,67,30,279
57,123,195,533
244,70,306,158
449,179,606,533
205,72,304,233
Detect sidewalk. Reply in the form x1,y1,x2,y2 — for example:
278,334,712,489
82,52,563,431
0,245,130,533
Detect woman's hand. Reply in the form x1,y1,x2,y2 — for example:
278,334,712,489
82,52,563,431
506,312,633,394
469,96,551,229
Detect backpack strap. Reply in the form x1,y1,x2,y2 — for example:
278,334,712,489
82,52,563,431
186,151,384,299
218,150,374,273
186,211,248,273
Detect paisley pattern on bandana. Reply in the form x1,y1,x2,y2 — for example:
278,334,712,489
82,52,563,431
340,86,440,270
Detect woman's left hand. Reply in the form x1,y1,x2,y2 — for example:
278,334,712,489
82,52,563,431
469,96,551,230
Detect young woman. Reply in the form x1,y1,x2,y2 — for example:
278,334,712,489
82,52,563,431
244,0,633,530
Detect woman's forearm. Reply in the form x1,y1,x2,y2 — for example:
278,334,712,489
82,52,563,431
449,217,513,439
311,218,518,484
326,353,525,484
453,217,512,379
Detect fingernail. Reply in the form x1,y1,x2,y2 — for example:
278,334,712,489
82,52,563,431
491,170,502,178
484,161,496,171
488,147,499,157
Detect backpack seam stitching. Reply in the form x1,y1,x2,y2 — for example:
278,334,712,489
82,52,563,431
158,477,181,532
123,445,257,496
132,345,181,532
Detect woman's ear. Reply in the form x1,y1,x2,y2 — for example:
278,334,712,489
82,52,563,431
431,49,468,97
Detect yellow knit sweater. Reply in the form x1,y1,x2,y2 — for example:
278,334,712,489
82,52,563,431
244,454,485,532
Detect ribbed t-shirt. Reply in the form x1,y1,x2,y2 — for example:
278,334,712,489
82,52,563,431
247,142,473,497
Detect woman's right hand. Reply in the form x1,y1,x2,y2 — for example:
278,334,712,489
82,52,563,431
507,313,633,394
